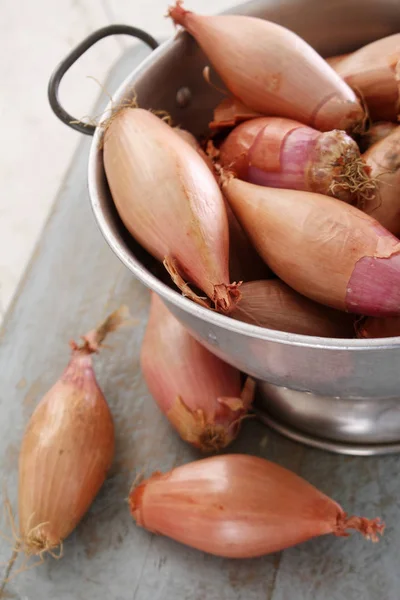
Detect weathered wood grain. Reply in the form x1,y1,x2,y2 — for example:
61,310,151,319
0,47,397,599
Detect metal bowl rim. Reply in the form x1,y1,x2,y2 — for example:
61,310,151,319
88,31,400,353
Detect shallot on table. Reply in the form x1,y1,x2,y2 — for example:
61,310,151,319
141,293,254,451
130,454,384,558
18,307,128,557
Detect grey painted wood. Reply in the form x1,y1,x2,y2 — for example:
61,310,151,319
0,47,396,600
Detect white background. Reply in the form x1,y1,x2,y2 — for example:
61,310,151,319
0,0,240,320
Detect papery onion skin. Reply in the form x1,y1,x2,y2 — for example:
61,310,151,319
362,126,400,236
18,309,127,555
219,117,371,203
168,3,364,132
232,280,354,337
129,454,384,558
141,293,254,452
357,316,400,338
328,34,400,122
209,96,263,130
222,177,400,316
104,108,239,313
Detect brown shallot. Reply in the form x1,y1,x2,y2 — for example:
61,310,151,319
232,280,354,337
130,454,384,558
359,121,398,153
362,126,400,236
222,177,400,316
328,34,400,122
357,316,400,339
168,2,364,132
219,117,373,203
18,307,128,557
103,108,240,313
141,293,254,452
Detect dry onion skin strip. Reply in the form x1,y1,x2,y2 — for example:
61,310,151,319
130,454,384,558
141,293,254,452
168,2,364,132
103,108,240,313
209,96,264,130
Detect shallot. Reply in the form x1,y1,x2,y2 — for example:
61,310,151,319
173,128,214,172
222,177,400,316
357,316,400,339
130,454,384,558
359,122,398,152
225,202,271,282
326,54,350,69
103,108,240,313
328,34,400,122
141,293,254,452
219,117,373,203
173,127,269,280
232,280,354,337
362,126,400,236
18,307,128,556
168,2,364,131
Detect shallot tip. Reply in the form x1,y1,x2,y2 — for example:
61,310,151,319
72,305,131,354
217,166,235,188
164,256,241,313
213,282,242,314
167,376,254,452
167,0,188,26
128,455,384,557
166,395,237,452
336,515,385,542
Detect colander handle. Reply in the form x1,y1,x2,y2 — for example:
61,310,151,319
48,25,159,136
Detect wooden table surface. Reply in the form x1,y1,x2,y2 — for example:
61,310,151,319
0,46,397,600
